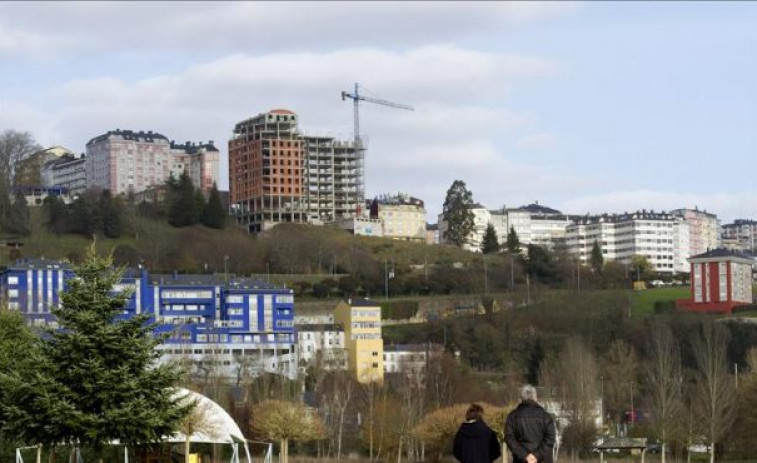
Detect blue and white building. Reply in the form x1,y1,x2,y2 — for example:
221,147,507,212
0,259,297,378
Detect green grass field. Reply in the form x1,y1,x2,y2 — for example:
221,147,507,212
631,286,690,316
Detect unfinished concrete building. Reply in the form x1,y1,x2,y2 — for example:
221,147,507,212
229,109,361,233
303,134,362,224
229,109,307,233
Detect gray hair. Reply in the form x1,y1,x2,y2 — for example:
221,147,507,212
521,384,538,402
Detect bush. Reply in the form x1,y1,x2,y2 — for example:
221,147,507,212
653,300,677,314
381,300,419,320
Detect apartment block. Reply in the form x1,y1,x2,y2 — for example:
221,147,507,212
86,129,219,196
42,153,87,196
722,219,757,253
438,202,570,252
671,208,721,256
369,193,427,242
0,259,297,378
14,145,72,186
565,210,690,274
334,298,383,384
383,343,443,378
229,109,361,233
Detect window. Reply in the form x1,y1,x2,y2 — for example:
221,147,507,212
7,276,19,285
226,295,244,304
8,289,19,298
276,294,294,303
161,290,213,299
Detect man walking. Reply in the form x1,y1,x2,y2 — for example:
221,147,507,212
505,385,556,463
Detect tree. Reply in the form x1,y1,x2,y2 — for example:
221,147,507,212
524,244,559,285
590,241,604,273
692,321,736,463
1,245,190,452
601,340,638,424
646,322,682,463
69,195,98,237
413,404,468,462
442,180,475,248
178,397,224,463
168,172,201,227
99,190,122,238
43,195,70,235
4,190,31,235
630,254,653,281
505,226,521,255
250,400,326,463
0,130,41,222
201,182,226,229
728,347,757,457
481,223,500,254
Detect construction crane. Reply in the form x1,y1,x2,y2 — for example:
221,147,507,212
341,82,414,212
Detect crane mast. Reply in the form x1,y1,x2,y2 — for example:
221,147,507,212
341,82,414,215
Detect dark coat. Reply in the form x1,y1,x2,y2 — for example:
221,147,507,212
453,419,502,463
505,400,556,463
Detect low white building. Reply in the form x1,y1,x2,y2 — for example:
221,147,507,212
332,217,384,237
370,193,427,242
438,204,490,252
296,323,347,372
722,219,757,254
42,154,87,197
383,343,444,377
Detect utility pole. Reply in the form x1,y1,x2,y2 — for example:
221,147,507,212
510,256,514,291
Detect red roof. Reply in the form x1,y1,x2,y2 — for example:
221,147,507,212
270,109,296,115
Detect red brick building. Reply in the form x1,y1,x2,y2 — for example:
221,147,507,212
677,249,755,314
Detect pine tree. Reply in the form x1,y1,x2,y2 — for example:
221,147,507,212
442,180,475,248
169,172,201,227
1,245,190,449
70,194,97,237
99,190,122,238
43,195,70,235
506,226,521,255
590,240,604,273
201,182,227,229
481,223,500,254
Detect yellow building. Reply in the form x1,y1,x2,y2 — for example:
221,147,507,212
334,298,384,384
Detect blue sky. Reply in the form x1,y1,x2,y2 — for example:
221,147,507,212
1,1,755,222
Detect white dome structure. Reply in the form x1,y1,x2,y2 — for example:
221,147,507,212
170,388,246,444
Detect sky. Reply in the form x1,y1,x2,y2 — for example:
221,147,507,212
1,1,755,223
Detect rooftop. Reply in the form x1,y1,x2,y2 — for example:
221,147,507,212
86,129,169,146
516,203,562,215
347,298,381,307
298,323,344,332
689,248,756,261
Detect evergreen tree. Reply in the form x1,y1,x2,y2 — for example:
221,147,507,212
4,190,30,235
99,190,122,238
442,180,475,248
590,241,604,273
70,195,97,237
481,223,500,254
525,244,560,284
43,195,70,235
169,172,201,227
201,182,227,229
1,245,190,449
506,226,521,255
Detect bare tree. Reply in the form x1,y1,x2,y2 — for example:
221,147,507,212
178,398,225,463
0,130,41,220
646,322,682,463
692,321,736,463
601,339,638,424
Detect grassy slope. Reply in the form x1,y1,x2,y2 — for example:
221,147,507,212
631,287,690,316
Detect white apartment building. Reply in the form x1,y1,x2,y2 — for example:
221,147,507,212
565,211,690,274
370,193,427,242
439,202,571,253
86,130,219,195
383,343,443,377
722,219,757,253
296,323,347,371
42,154,87,196
671,208,721,257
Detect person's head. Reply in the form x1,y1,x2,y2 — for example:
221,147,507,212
465,403,484,421
521,384,538,402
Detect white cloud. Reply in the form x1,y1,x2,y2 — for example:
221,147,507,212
560,189,757,223
0,2,578,57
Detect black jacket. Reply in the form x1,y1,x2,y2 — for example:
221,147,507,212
453,419,502,463
505,400,556,463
